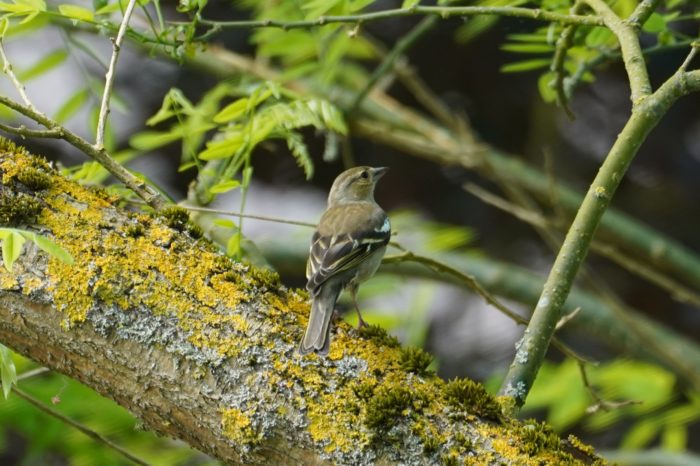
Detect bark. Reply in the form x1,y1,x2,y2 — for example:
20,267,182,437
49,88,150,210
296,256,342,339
0,142,603,465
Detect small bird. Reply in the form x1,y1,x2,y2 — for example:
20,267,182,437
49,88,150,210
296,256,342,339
299,166,391,355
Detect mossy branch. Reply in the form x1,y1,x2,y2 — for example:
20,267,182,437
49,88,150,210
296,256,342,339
0,146,603,465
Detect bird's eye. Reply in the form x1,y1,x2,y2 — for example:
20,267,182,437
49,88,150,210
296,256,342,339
360,171,369,179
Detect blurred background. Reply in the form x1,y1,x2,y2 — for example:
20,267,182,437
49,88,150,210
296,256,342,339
1,0,699,464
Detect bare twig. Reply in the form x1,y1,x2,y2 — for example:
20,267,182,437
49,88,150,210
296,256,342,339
0,40,37,112
197,5,604,33
555,307,581,330
95,0,138,150
679,41,700,72
11,386,150,466
550,1,585,118
126,199,317,228
577,362,642,413
0,123,63,139
464,182,700,308
383,250,593,365
17,367,50,381
584,0,652,104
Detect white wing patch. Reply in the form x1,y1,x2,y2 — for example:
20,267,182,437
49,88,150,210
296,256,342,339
377,217,391,233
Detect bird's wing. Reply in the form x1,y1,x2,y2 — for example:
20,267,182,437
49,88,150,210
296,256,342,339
306,207,390,294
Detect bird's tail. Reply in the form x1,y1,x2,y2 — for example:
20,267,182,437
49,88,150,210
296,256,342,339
298,282,342,355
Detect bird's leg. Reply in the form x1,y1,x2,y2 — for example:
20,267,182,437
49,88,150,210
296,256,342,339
350,285,367,329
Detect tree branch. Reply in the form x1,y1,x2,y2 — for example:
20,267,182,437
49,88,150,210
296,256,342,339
0,146,601,465
498,54,700,406
198,5,604,33
0,95,166,210
584,0,652,104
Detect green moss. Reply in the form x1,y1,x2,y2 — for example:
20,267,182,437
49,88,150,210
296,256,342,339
124,223,145,238
160,205,190,226
365,386,414,431
444,378,503,422
16,166,51,191
185,221,204,239
0,191,42,225
358,324,400,348
517,419,562,456
440,452,459,466
245,262,281,288
399,346,434,376
0,137,27,156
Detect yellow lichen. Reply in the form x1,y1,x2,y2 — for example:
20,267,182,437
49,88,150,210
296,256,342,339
221,407,259,445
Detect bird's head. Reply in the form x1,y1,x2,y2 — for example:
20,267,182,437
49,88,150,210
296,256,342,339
327,166,389,205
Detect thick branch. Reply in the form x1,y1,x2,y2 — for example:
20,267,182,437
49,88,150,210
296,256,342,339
0,146,601,465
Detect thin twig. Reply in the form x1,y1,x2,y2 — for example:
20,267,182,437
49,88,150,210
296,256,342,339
679,41,700,72
383,250,593,364
577,362,642,413
584,0,652,105
126,199,317,228
350,15,437,114
550,1,585,119
0,123,63,139
11,386,151,466
0,40,37,112
626,0,663,31
96,0,138,150
464,182,700,307
0,95,166,210
17,367,50,381
197,5,604,33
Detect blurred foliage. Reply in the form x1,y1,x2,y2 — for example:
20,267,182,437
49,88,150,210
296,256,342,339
0,354,216,465
486,359,700,452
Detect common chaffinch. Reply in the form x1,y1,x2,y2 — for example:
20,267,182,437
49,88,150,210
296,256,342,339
298,166,391,355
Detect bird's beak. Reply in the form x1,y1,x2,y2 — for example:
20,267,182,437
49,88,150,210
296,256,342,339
372,167,389,180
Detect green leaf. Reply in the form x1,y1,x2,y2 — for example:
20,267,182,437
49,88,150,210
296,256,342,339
501,43,554,53
27,232,73,265
661,424,687,451
54,87,89,123
500,59,551,73
402,0,419,8
1,230,25,272
642,12,666,33
286,132,313,180
538,71,557,103
57,4,94,22
213,218,236,228
226,233,240,257
585,27,615,47
0,16,8,37
17,48,67,81
129,129,184,151
0,344,17,400
621,420,658,449
198,134,245,160
213,98,250,123
209,180,241,194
